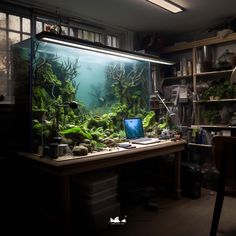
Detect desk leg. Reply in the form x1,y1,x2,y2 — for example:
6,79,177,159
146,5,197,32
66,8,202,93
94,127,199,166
60,176,71,236
174,152,181,199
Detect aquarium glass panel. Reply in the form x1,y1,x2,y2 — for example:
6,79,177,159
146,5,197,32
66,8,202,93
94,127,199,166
12,39,32,148
29,38,151,148
11,37,153,151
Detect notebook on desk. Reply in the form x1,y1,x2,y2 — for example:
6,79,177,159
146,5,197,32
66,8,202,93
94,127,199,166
123,118,160,145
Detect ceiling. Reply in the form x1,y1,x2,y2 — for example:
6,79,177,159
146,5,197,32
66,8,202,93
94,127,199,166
6,0,236,35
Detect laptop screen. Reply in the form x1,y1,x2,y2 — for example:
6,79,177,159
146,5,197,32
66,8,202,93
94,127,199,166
123,118,145,139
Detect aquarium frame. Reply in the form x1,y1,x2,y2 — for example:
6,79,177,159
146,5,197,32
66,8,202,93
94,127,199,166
36,31,174,65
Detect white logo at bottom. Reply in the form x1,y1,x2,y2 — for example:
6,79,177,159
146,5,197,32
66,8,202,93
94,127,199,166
109,216,127,225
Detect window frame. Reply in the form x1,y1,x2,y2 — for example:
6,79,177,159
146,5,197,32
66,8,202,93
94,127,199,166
0,10,31,104
0,5,125,105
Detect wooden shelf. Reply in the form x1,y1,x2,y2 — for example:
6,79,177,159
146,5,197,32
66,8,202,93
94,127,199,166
193,98,236,103
191,125,236,129
161,75,192,80
161,32,236,53
194,69,233,76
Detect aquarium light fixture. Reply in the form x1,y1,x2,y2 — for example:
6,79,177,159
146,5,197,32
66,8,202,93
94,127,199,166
146,0,184,13
36,32,174,65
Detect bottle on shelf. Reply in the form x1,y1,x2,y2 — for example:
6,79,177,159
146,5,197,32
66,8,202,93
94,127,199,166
187,60,192,75
196,57,202,74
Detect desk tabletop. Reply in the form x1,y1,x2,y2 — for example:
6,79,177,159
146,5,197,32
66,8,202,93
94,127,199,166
18,139,186,175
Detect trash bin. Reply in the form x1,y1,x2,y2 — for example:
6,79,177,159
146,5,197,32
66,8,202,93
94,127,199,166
181,161,202,199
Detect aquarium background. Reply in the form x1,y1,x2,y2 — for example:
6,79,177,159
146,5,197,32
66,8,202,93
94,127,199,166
13,36,160,152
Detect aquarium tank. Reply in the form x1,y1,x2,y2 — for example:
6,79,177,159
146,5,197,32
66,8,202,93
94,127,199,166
13,32,172,154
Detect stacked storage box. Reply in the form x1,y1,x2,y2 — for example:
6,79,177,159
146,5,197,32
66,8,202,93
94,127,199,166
72,171,120,232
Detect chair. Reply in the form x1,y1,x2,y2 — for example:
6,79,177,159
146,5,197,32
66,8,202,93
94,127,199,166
210,136,236,236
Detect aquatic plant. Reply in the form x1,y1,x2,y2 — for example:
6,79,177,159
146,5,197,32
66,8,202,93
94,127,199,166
89,83,105,107
32,119,52,145
90,140,106,151
105,62,148,115
60,126,92,144
30,41,156,152
32,41,82,147
51,57,80,102
143,111,156,128
87,116,108,130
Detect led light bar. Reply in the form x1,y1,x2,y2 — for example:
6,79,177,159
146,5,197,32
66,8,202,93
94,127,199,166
147,0,184,14
36,32,174,65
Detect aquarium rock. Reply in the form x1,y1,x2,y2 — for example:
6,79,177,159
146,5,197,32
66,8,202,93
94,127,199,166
103,137,117,148
72,145,88,156
83,139,91,144
79,142,92,152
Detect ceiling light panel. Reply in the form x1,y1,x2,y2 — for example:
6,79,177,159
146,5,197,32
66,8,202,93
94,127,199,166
147,0,184,13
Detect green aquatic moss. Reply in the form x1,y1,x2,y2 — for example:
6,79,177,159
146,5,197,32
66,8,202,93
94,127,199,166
60,126,92,140
90,140,106,151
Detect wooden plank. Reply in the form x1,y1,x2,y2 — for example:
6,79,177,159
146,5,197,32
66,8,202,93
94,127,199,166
161,33,236,53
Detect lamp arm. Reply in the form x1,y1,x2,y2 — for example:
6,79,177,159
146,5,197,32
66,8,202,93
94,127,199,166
154,90,171,114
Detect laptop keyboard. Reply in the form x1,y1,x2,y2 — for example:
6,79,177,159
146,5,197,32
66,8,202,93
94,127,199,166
133,138,154,142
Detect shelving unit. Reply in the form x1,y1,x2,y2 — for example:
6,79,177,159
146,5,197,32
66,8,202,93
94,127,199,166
159,32,236,129
188,124,236,149
156,32,236,168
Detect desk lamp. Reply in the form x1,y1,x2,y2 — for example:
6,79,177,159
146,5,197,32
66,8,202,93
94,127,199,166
154,90,177,138
154,90,176,117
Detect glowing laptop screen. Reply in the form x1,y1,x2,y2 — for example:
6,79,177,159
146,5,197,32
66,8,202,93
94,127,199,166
123,118,145,139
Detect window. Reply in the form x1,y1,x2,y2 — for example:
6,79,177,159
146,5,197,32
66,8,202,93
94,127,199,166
35,17,119,47
0,11,31,104
0,9,122,104
107,34,119,48
36,18,103,44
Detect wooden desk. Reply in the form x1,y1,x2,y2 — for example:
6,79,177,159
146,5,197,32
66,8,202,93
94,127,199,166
18,139,186,236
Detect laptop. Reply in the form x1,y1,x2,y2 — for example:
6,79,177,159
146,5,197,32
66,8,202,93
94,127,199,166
123,118,160,145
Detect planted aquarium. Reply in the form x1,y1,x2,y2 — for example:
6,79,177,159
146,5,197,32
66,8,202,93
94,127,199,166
13,33,168,154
